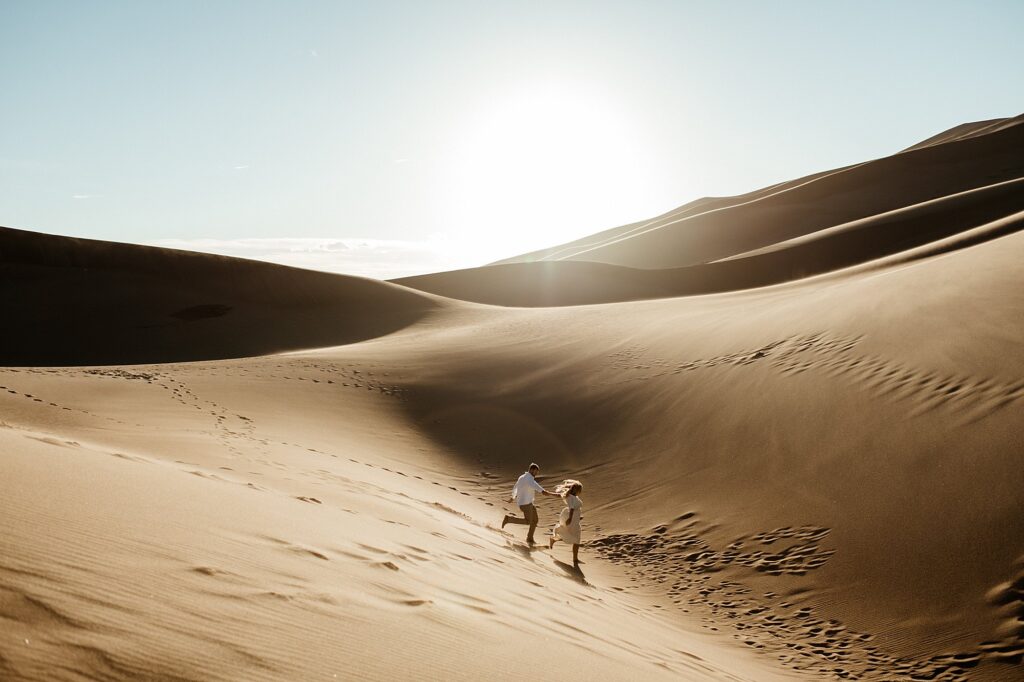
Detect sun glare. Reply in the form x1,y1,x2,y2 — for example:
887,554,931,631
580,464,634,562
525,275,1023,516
440,83,666,263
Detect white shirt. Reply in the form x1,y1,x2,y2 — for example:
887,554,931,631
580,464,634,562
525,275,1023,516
512,471,544,506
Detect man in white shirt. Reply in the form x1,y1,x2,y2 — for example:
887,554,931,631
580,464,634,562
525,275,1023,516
501,463,555,544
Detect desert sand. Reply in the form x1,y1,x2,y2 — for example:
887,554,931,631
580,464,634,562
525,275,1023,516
1,116,1023,681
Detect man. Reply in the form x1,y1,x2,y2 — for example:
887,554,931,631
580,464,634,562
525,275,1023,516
501,463,555,544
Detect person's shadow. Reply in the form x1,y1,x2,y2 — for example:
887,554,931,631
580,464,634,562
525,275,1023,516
504,539,541,561
553,559,590,586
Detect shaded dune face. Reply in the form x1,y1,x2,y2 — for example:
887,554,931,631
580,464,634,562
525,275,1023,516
388,228,1024,680
0,227,442,366
395,114,1024,306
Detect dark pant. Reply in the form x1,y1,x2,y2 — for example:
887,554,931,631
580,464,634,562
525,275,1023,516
505,503,539,541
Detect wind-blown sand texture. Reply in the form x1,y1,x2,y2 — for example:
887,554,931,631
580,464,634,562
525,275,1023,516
2,116,1023,681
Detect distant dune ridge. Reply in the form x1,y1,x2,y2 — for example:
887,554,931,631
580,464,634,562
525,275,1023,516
0,227,442,365
1,116,1023,681
395,113,1024,306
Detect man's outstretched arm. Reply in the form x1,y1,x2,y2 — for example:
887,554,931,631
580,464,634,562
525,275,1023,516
535,479,555,496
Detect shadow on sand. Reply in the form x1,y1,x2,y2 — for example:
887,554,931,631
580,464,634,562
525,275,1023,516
504,539,542,561
553,559,590,586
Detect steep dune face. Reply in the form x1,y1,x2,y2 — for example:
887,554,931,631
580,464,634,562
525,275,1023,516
0,226,443,365
509,114,1024,269
488,166,849,268
395,182,1024,306
396,115,1024,306
384,228,1024,680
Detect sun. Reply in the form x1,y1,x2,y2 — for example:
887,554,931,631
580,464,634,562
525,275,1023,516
439,82,667,264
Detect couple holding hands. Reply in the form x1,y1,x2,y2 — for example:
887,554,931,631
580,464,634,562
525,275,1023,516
501,462,584,565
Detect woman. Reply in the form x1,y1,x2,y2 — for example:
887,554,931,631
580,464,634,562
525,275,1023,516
548,479,583,565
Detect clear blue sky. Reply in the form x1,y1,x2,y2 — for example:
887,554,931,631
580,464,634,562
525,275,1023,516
2,1,1023,276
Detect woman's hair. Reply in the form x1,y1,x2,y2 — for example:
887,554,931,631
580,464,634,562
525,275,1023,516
554,479,582,496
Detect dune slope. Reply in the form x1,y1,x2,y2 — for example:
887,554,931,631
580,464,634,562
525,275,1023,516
2,216,1022,680
504,114,1024,269
395,180,1024,306
2,116,1023,681
389,227,1024,680
397,114,1024,307
0,226,442,365
0,322,790,682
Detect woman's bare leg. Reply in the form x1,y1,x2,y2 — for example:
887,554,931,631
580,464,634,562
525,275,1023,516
572,544,579,564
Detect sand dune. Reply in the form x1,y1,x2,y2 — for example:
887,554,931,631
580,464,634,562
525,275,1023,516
0,345,791,681
0,226,442,365
489,165,854,268
504,114,1024,269
2,117,1023,681
397,114,1024,307
395,178,1024,306
902,116,1024,152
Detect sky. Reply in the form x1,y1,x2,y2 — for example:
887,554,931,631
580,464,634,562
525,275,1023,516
2,1,1023,278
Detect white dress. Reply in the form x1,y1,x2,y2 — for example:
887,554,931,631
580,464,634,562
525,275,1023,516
553,494,582,545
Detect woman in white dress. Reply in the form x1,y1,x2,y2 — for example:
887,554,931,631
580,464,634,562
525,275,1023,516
548,480,583,565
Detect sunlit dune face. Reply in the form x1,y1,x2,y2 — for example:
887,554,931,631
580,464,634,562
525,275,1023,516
440,83,667,262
